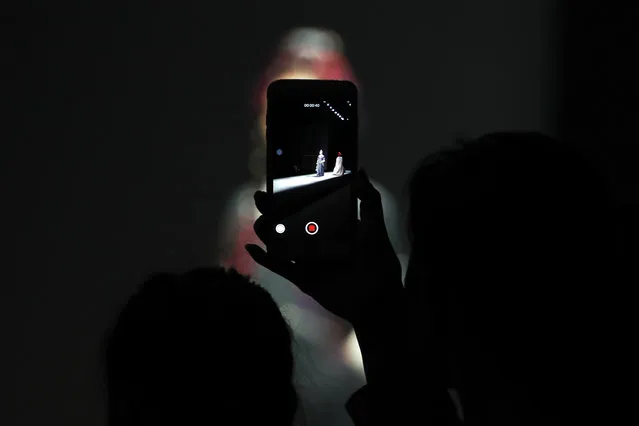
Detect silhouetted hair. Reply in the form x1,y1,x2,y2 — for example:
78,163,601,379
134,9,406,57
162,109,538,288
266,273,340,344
409,132,612,251
104,267,297,425
406,132,618,422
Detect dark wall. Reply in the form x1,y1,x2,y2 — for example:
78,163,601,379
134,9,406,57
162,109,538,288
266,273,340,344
561,1,638,203
7,1,559,425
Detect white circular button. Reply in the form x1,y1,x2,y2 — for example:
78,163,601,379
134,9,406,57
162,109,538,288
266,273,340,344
275,224,286,234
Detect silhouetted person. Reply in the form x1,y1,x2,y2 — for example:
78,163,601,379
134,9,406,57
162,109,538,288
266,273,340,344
103,267,297,425
403,132,624,424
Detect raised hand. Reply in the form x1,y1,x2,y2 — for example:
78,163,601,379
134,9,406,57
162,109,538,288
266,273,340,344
245,170,402,328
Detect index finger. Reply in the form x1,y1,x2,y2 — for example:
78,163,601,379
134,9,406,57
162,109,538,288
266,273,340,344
254,191,271,215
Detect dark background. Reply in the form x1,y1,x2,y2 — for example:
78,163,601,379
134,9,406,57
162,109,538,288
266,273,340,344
271,103,354,179
7,0,637,425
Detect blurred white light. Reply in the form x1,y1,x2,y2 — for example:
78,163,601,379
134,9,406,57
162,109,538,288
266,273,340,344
342,329,365,378
275,224,286,234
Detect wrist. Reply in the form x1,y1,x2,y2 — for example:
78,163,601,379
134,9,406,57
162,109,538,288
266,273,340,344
351,282,404,332
351,286,405,377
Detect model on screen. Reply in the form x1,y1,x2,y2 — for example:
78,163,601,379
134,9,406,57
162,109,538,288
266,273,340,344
316,150,326,176
333,152,344,176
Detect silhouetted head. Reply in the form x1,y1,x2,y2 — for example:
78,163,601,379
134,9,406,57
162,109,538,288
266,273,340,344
405,132,616,423
337,152,342,156
104,267,297,425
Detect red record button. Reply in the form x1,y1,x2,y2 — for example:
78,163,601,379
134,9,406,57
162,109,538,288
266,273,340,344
305,222,319,235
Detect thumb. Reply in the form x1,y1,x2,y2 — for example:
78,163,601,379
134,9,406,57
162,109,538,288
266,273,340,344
245,243,269,265
245,244,297,283
245,244,327,305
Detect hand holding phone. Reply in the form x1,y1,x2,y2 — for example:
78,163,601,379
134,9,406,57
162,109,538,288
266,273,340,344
246,170,402,328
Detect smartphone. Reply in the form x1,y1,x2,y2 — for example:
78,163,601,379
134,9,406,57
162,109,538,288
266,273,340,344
266,79,358,261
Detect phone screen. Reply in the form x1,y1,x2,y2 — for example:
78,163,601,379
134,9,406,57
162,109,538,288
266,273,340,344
266,79,358,260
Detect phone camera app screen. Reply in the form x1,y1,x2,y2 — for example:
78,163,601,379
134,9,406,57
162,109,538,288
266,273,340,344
268,92,357,257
